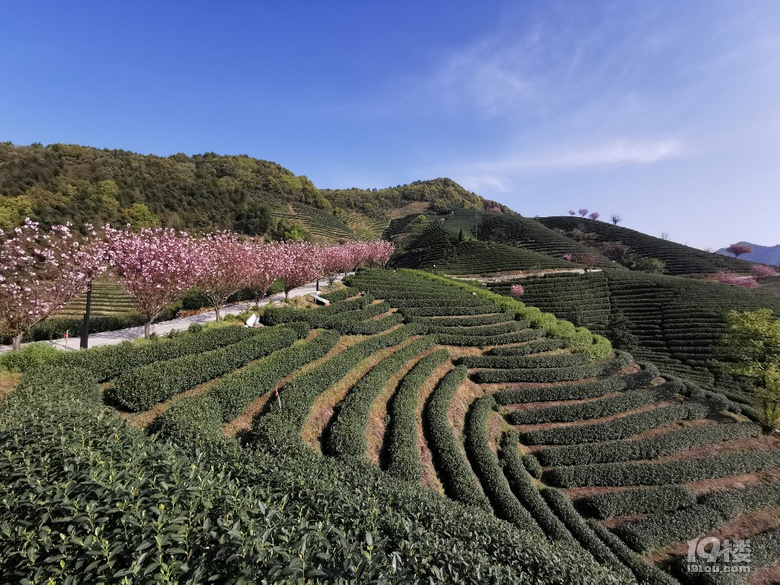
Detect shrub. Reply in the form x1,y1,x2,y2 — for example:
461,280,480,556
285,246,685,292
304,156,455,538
0,400,388,583
547,449,780,488
522,454,543,479
424,366,492,510
587,520,680,585
507,382,682,425
55,325,260,382
387,350,449,482
438,328,545,348
251,325,424,453
326,337,435,460
540,488,632,579
153,331,341,447
486,338,568,356
536,421,760,467
616,480,780,553
0,342,61,373
576,485,696,519
499,431,575,543
464,395,542,534
459,351,590,370
526,402,709,446
495,367,657,406
471,351,633,384
671,526,780,585
112,326,301,412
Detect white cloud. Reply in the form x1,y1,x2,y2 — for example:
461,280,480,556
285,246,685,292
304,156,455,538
466,138,686,174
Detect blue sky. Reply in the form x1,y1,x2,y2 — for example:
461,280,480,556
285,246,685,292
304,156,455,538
2,1,779,249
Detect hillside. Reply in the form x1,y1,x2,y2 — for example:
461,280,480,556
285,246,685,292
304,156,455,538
4,268,779,583
488,269,780,392
538,216,755,276
0,143,496,242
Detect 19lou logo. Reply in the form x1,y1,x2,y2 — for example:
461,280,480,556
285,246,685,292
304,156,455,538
686,537,751,574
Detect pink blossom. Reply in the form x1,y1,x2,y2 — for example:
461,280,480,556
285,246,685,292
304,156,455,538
510,284,525,299
191,232,255,321
589,212,600,221
714,272,758,289
0,219,106,349
106,226,201,338
563,253,573,262
276,241,323,298
750,264,779,280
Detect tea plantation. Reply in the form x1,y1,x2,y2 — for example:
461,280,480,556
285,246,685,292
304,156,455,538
2,268,779,583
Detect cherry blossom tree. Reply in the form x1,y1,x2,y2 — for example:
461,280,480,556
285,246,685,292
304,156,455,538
580,253,600,272
0,219,106,350
321,244,354,285
191,232,255,321
589,212,600,221
364,240,395,268
751,264,780,280
726,243,753,259
568,210,576,216
563,253,574,262
107,226,201,338
510,284,525,299
277,241,323,298
247,241,284,305
578,208,589,218
714,272,758,289
610,214,622,225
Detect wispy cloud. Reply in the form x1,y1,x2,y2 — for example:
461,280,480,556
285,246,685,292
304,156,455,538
445,138,686,194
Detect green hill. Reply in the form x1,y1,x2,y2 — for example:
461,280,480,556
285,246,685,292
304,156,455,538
538,215,754,275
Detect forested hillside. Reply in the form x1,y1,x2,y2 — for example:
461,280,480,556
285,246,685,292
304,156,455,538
0,143,499,241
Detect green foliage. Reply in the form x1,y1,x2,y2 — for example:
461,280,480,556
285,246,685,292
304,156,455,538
0,143,334,234
471,350,633,384
540,488,632,579
614,480,780,553
486,338,568,355
326,337,435,460
251,325,423,453
537,420,759,467
499,431,575,543
525,402,709,446
0,402,388,583
717,309,780,427
547,450,780,488
587,520,681,585
459,351,590,370
494,366,657,405
0,342,60,373
671,527,780,585
576,485,697,520
152,331,340,446
463,395,543,534
424,366,492,510
111,326,301,411
506,382,681,425
55,324,258,382
386,349,449,482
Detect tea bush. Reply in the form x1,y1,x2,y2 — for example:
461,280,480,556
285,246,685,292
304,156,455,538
387,349,449,482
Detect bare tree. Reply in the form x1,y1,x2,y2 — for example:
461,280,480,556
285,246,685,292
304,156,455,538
610,214,622,225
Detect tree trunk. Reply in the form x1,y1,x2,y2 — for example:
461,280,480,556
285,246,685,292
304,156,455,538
12,332,23,351
80,282,93,349
144,321,152,339
316,278,320,292
214,306,222,322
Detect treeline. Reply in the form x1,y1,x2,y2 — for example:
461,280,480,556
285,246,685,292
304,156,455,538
0,142,491,235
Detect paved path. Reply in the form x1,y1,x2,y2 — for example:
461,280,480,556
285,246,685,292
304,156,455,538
0,278,338,354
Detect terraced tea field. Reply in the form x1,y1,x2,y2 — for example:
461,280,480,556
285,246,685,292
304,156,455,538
4,268,779,583
489,269,780,392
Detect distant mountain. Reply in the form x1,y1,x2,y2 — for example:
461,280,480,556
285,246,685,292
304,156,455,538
716,241,780,266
